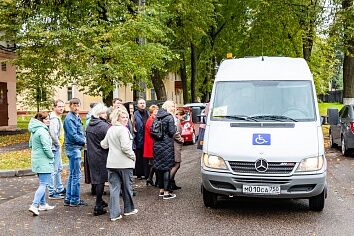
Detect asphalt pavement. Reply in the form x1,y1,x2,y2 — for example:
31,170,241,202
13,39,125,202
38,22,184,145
0,144,353,235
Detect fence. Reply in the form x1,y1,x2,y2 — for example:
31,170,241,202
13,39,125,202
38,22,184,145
318,90,342,103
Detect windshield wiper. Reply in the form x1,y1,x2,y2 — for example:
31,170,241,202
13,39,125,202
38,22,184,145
213,115,259,122
249,115,298,122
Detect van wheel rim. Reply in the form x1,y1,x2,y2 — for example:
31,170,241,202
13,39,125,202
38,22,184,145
342,139,346,155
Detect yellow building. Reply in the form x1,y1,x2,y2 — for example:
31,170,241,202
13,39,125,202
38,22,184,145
51,72,183,112
0,42,17,131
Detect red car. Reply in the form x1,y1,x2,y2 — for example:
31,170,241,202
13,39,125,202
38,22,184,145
177,107,196,144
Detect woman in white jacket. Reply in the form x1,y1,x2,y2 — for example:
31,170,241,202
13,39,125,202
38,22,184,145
101,108,137,221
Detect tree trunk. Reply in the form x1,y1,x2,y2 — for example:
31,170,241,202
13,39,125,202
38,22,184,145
151,69,167,100
302,27,314,61
180,54,189,104
342,0,354,105
191,42,197,102
103,90,113,107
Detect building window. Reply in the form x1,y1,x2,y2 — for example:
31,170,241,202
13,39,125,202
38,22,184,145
67,87,72,101
150,88,156,100
1,62,6,71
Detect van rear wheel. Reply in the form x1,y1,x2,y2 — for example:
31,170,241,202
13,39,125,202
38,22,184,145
309,190,325,211
202,186,218,208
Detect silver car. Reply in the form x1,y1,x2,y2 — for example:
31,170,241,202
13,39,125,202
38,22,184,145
328,105,354,156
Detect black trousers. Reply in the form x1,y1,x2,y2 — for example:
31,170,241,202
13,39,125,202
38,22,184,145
157,170,170,191
135,148,149,178
95,183,104,207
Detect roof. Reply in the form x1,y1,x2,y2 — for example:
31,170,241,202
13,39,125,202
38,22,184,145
215,57,313,81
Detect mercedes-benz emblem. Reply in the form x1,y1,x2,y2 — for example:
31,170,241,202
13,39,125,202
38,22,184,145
255,158,268,172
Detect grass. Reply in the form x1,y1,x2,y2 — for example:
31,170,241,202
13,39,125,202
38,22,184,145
0,132,30,147
318,102,343,116
0,149,69,170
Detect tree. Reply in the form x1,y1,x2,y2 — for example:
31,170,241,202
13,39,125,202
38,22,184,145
341,0,354,104
0,0,174,106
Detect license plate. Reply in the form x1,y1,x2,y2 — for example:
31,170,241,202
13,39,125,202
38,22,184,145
243,185,280,195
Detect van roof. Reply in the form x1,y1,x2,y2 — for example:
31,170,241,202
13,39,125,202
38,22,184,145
215,57,313,81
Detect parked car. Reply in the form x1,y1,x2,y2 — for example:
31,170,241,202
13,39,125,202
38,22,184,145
328,105,354,156
183,103,207,137
177,107,196,144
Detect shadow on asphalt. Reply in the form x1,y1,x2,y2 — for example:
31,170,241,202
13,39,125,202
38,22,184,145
213,197,310,213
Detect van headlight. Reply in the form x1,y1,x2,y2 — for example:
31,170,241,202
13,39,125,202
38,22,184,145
203,153,227,170
296,156,324,172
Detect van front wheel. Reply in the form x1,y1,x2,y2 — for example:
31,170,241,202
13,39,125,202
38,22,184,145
202,186,218,208
309,190,325,211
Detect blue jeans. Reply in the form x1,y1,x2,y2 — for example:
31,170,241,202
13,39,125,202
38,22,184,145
108,169,135,218
48,148,65,195
32,173,51,207
65,148,82,204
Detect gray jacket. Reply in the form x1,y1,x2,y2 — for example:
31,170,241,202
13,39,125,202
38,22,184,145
49,112,62,150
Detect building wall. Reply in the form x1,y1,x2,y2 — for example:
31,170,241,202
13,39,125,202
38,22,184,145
0,51,17,130
53,85,103,112
18,72,184,113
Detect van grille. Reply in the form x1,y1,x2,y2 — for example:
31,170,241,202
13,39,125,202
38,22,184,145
228,161,296,175
233,178,290,185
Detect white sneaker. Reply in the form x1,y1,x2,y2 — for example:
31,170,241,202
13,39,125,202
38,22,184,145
123,209,138,216
39,203,55,211
29,205,39,216
111,215,123,221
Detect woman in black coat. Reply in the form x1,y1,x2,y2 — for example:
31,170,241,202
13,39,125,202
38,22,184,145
86,103,110,215
153,101,177,200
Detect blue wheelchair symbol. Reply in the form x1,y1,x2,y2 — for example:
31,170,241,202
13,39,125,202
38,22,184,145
253,134,271,145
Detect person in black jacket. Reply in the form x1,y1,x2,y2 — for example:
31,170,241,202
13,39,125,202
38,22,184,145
153,101,177,200
86,103,110,215
133,98,149,179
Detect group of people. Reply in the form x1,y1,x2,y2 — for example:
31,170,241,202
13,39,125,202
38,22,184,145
28,97,185,221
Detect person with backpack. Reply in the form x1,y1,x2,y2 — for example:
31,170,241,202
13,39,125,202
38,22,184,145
152,101,177,200
143,105,159,186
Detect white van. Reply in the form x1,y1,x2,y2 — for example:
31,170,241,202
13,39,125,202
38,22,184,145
201,57,327,211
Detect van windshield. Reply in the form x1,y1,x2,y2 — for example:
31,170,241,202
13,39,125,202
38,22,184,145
212,80,316,122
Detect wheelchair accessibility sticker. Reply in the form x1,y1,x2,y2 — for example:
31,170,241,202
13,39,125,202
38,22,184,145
253,134,271,145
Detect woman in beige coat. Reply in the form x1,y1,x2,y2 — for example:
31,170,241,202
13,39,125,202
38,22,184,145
101,109,137,221
170,110,185,190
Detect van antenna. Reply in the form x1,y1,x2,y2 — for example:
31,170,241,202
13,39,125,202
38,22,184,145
261,38,264,61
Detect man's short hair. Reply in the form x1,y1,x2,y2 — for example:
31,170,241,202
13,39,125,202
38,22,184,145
112,98,123,104
53,99,64,107
69,98,80,106
137,97,145,103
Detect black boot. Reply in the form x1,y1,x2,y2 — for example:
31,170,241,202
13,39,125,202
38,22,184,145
93,206,107,216
170,180,181,190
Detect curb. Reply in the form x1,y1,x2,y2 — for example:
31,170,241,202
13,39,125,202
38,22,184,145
0,164,69,178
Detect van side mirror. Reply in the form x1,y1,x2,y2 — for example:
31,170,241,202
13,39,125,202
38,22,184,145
192,107,202,123
327,108,339,125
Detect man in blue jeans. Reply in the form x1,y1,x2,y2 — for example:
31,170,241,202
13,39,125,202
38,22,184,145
48,99,66,199
63,98,87,207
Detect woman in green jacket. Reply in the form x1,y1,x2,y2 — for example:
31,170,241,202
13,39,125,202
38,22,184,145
28,112,55,216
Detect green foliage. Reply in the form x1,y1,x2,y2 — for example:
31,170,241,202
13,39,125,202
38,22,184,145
0,0,351,104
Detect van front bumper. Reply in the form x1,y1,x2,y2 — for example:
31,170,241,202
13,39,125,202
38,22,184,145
201,168,326,199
